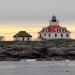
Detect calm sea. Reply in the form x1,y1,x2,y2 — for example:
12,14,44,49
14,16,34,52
0,61,74,75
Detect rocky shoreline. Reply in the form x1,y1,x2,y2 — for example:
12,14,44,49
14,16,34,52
0,39,75,61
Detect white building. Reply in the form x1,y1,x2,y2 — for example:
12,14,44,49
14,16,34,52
13,31,32,41
38,15,71,40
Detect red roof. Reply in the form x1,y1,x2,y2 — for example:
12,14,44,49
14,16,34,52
38,25,70,33
48,25,60,32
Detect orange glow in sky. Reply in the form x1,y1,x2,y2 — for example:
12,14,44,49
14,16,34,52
0,22,75,41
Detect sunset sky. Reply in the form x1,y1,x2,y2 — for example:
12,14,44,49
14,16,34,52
0,0,75,40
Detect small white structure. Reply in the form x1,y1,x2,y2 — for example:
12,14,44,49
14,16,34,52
0,36,5,41
13,31,32,41
38,15,71,40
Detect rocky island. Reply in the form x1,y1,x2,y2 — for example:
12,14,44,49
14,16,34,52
0,39,75,61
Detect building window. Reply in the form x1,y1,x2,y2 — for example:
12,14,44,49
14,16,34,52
40,34,42,37
44,34,46,36
28,37,29,41
59,29,61,32
49,34,50,37
62,29,64,32
55,34,57,37
65,29,66,32
61,34,63,37
57,29,61,32
46,29,47,32
66,34,69,37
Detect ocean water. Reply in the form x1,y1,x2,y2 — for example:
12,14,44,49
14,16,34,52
0,60,75,75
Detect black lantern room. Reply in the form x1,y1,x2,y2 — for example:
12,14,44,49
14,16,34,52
51,15,57,22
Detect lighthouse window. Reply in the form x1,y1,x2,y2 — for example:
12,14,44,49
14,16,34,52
49,34,50,37
66,34,69,37
62,29,64,32
61,34,63,37
55,34,57,37
46,29,47,32
59,29,61,32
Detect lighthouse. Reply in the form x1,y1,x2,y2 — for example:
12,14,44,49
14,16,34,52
38,15,71,40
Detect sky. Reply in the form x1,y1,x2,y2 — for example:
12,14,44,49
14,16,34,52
0,0,75,40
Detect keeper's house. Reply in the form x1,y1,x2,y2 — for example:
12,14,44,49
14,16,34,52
38,15,71,40
13,31,32,41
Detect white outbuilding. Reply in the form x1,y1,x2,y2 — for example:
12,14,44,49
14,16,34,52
13,31,32,41
38,15,71,40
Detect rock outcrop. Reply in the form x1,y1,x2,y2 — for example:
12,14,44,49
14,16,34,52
0,39,74,60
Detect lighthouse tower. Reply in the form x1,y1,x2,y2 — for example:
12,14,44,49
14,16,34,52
38,15,71,40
